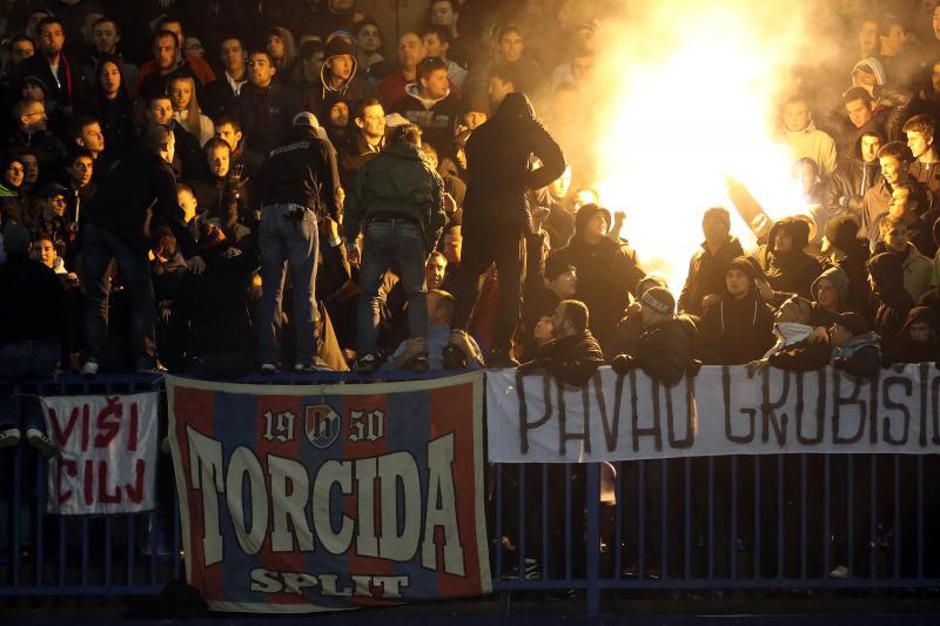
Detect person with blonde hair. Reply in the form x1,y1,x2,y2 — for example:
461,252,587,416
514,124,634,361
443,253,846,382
169,75,214,146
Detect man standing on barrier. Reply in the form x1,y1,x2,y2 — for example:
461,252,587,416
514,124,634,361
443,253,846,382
257,112,341,373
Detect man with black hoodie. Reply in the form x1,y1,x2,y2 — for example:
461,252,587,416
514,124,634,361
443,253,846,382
234,51,303,156
446,91,565,367
678,207,744,316
518,299,605,386
303,37,377,125
763,216,822,302
80,125,197,375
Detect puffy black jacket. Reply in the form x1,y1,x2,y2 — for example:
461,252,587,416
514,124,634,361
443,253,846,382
699,290,775,365
532,330,606,386
677,237,744,316
233,82,303,155
258,127,341,219
634,318,695,387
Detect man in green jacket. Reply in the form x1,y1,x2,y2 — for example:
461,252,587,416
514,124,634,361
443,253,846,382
343,123,445,372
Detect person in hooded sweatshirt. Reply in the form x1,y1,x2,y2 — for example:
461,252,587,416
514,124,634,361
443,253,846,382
829,312,882,378
762,216,822,303
883,305,940,364
551,203,645,354
677,207,744,317
392,56,462,157
821,215,873,319
751,295,831,373
303,36,378,126
445,90,565,367
518,299,605,386
699,257,775,365
809,265,849,327
868,250,915,344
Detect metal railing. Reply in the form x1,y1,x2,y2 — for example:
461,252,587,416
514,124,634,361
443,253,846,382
2,374,939,617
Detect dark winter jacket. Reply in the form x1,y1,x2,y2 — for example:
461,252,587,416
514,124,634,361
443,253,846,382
258,126,341,219
699,290,775,365
868,251,915,344
391,85,463,155
826,131,882,220
764,217,823,300
343,141,446,251
766,336,832,371
677,236,744,316
632,318,695,387
233,82,303,155
529,330,606,386
884,305,940,363
831,332,882,377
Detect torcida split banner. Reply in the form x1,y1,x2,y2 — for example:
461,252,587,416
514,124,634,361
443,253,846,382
487,364,940,463
166,372,490,613
42,392,159,515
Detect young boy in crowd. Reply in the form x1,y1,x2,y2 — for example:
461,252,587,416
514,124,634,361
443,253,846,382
829,312,881,377
884,306,940,364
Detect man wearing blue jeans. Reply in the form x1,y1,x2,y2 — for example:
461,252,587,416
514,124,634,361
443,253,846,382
343,124,446,372
257,112,341,372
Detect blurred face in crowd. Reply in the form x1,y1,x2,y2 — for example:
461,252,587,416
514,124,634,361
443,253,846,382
169,78,193,110
20,101,47,132
37,239,57,268
425,254,447,289
177,186,198,222
49,194,66,217
572,54,594,82
81,12,104,45
216,122,243,151
248,53,276,88
881,24,907,56
584,211,609,242
932,62,940,93
327,54,354,81
93,20,119,54
883,221,909,252
266,33,285,62
909,321,933,342
161,21,184,48
534,315,554,345
359,24,382,54
576,24,596,53
860,133,882,163
815,278,839,310
725,269,750,299
330,101,349,127
879,154,904,186
499,30,524,63
890,185,911,218
154,34,177,70
548,268,577,299
906,130,933,160
148,97,173,125
220,39,245,74
462,110,486,130
776,297,808,324
774,230,794,253
421,68,449,99
430,0,457,29
185,38,205,58
78,122,105,155
782,101,811,132
69,155,93,187
356,103,386,140
549,166,572,200
99,60,122,97
22,82,45,102
11,39,34,65
702,213,730,246
935,5,940,40
793,161,818,194
3,159,24,188
38,21,65,57
444,227,462,264
329,0,354,11
487,75,514,109
551,304,575,338
398,33,425,70
21,155,38,185
161,130,176,164
858,19,879,56
640,303,665,328
845,98,872,129
829,323,852,347
207,144,230,178
423,32,448,58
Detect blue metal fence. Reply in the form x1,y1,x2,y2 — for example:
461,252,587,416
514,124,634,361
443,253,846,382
2,374,939,617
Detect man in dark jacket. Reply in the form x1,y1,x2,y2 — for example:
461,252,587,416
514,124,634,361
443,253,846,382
446,91,565,367
827,129,882,221
20,17,89,113
303,36,377,125
763,217,822,301
518,299,605,386
392,56,463,156
678,207,744,316
829,312,881,378
338,98,386,188
256,112,341,373
80,125,197,375
699,257,775,365
234,51,304,156
551,203,645,353
610,287,695,387
753,296,831,372
344,124,445,372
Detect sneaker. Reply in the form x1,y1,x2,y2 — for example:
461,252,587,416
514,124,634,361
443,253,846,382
80,360,99,376
829,564,849,579
353,353,382,373
25,428,58,458
0,427,21,448
260,363,278,374
294,358,333,373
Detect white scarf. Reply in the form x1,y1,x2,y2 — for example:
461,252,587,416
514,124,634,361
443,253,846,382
763,322,814,359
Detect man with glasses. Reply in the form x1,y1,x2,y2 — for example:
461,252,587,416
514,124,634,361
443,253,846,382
3,99,66,182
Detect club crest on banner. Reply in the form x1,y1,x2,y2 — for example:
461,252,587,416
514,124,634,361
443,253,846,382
305,404,341,449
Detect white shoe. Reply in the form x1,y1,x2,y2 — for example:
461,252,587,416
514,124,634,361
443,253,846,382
260,363,278,374
26,428,58,458
829,564,848,579
0,427,21,448
80,360,99,376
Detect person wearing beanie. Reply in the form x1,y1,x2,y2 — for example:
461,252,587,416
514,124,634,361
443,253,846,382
551,202,644,353
829,312,881,377
610,285,696,387
699,256,775,365
303,34,377,123
517,299,605,386
608,274,670,357
884,305,940,364
868,251,915,344
821,215,873,318
677,207,744,316
763,216,823,302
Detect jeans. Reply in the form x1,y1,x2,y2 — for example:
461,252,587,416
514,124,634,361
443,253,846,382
257,203,320,365
80,222,157,369
356,219,428,356
0,339,60,431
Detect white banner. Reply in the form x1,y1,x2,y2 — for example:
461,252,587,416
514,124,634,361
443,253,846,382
486,364,940,463
42,392,159,515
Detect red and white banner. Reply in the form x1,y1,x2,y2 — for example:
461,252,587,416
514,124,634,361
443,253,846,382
41,392,159,515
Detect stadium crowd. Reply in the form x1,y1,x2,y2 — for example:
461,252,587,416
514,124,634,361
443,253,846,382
0,0,939,584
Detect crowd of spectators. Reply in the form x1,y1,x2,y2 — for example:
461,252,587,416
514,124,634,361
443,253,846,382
0,1,938,418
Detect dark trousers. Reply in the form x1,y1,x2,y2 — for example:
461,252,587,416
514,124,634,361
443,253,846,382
80,223,157,370
451,228,524,353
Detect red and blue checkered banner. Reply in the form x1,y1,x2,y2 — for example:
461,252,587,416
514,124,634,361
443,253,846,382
165,372,490,613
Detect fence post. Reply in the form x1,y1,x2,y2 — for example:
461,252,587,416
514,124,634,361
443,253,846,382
585,462,601,617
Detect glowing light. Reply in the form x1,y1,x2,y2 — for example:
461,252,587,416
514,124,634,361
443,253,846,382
586,0,815,294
